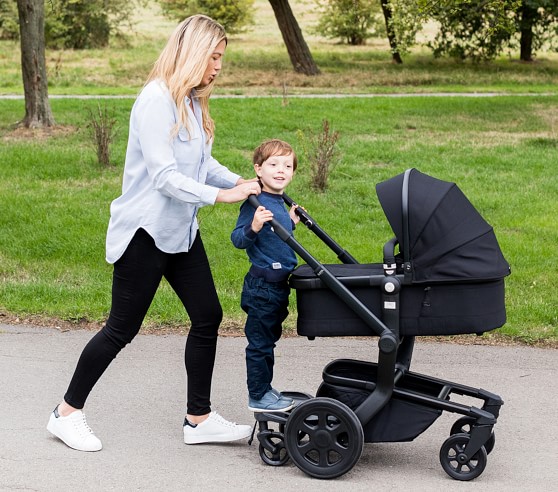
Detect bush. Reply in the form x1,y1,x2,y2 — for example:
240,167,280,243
297,119,341,193
427,0,515,61
0,0,145,49
0,0,19,40
158,0,254,34
313,0,382,45
87,103,118,168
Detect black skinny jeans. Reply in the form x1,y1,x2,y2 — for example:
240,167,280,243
64,228,223,416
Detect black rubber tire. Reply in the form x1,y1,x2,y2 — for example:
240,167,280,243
258,431,289,466
440,433,488,481
284,397,364,479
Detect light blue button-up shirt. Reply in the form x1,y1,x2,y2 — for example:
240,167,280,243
106,80,240,263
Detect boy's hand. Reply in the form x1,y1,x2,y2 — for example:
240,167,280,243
251,206,273,233
289,204,302,225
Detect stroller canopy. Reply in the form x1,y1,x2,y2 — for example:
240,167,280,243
376,169,510,283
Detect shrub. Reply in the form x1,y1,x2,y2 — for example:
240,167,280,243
297,119,341,192
313,0,382,45
87,103,118,168
158,0,254,34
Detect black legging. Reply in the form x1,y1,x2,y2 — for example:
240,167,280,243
64,228,222,416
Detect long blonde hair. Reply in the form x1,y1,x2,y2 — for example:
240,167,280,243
146,15,227,140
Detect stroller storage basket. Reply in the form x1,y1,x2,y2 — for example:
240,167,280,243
316,359,442,442
289,263,506,337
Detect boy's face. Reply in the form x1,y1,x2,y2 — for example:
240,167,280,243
254,153,295,194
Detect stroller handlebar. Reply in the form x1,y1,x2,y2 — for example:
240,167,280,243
245,194,396,349
247,195,291,241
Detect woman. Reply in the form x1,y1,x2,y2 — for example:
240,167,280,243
47,15,260,452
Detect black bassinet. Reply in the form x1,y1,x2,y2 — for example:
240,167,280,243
289,169,510,337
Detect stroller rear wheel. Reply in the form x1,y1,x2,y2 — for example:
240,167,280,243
440,433,488,481
284,397,364,479
450,416,496,455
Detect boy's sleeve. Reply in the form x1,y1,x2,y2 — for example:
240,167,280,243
231,201,258,249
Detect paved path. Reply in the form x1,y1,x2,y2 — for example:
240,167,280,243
0,323,556,491
1,92,557,100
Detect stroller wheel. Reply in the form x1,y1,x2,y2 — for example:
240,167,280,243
284,397,364,479
258,431,290,466
440,433,488,481
450,416,496,455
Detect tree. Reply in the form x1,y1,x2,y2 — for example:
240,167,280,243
16,0,54,128
268,0,320,75
419,0,558,62
425,0,517,61
518,0,558,61
380,0,402,63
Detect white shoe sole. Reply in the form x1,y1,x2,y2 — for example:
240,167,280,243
184,428,252,445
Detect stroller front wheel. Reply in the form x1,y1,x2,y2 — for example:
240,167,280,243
440,433,488,481
284,397,364,479
258,431,290,466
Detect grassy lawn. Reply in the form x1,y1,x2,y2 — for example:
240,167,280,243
1,1,557,345
1,95,557,345
1,1,557,96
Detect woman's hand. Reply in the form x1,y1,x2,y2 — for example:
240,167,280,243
216,182,261,203
251,206,273,233
236,177,259,185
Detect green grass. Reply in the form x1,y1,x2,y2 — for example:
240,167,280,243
1,0,558,96
1,95,557,345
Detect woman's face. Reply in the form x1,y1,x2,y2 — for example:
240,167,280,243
200,39,226,87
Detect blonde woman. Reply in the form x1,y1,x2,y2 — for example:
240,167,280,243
47,15,259,452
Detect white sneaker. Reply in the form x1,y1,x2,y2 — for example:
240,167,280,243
183,411,252,445
47,406,102,452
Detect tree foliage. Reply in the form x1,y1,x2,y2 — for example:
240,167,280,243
418,0,558,61
515,0,558,61
0,0,19,40
426,0,517,61
158,0,255,34
313,0,382,45
1,0,145,48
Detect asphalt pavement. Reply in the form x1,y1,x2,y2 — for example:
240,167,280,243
0,323,556,491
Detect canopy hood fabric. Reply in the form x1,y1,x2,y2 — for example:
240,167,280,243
375,169,510,283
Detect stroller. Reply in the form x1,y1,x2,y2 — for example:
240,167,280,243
247,168,510,481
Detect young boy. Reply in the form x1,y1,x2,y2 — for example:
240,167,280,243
231,139,300,412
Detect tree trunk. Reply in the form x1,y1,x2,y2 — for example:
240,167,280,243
268,0,320,75
16,0,55,128
519,3,536,62
380,0,403,64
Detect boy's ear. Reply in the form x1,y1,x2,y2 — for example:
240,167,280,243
254,163,262,177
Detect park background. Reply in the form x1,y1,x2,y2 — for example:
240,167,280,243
0,0,557,346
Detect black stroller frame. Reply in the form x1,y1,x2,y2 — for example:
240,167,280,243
247,169,508,481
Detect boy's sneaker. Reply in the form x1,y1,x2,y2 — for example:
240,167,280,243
47,406,102,452
248,390,295,413
183,411,252,445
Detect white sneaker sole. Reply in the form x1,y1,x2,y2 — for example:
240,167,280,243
184,428,252,445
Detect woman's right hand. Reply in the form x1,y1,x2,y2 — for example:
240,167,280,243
216,182,261,203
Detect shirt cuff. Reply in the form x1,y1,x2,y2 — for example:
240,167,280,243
200,185,220,205
243,224,258,240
